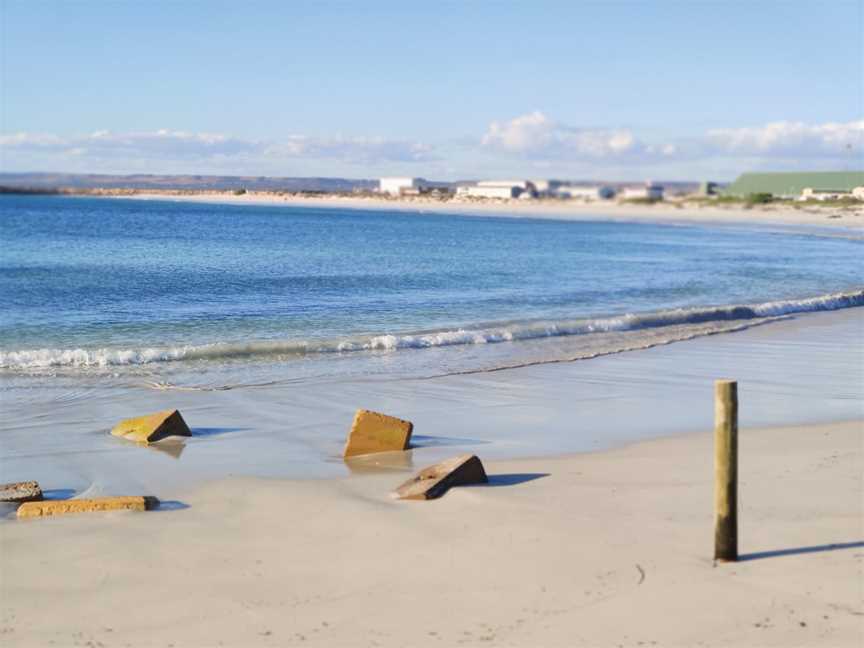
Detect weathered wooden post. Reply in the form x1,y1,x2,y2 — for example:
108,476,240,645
714,379,738,562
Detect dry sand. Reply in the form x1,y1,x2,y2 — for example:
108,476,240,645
104,190,864,232
1,420,861,647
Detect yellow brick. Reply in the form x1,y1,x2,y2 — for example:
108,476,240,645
17,496,160,518
111,409,191,444
343,409,413,458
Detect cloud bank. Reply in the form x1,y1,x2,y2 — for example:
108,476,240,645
481,111,677,159
705,120,863,158
0,129,435,165
481,112,862,164
2,116,860,177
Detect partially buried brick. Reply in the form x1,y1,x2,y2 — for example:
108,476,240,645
394,454,488,500
343,409,413,458
111,409,191,444
0,481,43,503
17,496,160,518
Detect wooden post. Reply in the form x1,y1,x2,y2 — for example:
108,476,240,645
714,379,738,562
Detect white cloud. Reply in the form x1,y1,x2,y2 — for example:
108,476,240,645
2,117,860,178
479,113,863,167
480,111,674,160
0,130,435,165
268,135,435,163
1,130,262,159
705,120,863,158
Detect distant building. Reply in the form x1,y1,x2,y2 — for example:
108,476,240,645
459,184,522,199
696,181,720,196
557,185,615,201
379,177,422,195
530,179,564,196
722,171,864,198
799,187,846,201
378,177,453,196
621,183,664,200
458,180,536,199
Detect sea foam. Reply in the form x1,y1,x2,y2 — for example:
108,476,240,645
2,289,862,371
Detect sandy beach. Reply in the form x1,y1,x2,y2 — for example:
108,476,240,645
1,419,861,647
99,190,864,233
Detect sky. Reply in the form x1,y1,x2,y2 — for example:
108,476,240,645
1,0,862,181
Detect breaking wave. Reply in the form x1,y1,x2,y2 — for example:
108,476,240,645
2,289,862,371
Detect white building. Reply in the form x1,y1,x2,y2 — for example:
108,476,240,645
457,180,536,199
798,187,852,201
379,177,425,196
557,185,615,201
459,184,522,199
530,179,564,196
621,183,664,200
476,180,535,191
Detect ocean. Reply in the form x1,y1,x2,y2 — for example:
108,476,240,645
2,194,862,386
1,195,862,493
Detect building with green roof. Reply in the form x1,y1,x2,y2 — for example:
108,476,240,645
722,171,864,198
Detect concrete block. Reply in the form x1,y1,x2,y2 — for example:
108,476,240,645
111,409,191,444
394,454,488,500
343,409,413,458
17,496,160,518
0,481,43,503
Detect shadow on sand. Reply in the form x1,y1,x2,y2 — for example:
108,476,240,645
410,435,490,448
191,427,251,437
153,500,190,512
42,488,77,500
480,473,550,487
738,541,864,562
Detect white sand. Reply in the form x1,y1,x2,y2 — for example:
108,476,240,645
1,420,861,647
104,191,864,232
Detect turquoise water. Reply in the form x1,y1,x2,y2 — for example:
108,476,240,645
1,195,862,382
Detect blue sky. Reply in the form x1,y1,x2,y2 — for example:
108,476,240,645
1,0,862,180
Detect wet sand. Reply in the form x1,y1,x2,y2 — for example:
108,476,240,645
1,308,862,497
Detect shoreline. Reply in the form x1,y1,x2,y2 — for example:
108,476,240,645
2,307,862,496
62,189,864,232
2,418,861,647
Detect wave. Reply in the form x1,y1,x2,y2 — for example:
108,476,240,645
2,289,862,371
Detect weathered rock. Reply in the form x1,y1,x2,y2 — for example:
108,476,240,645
343,409,413,458
111,409,191,444
0,481,43,503
17,496,160,518
394,454,488,500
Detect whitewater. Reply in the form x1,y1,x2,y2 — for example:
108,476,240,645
3,289,863,373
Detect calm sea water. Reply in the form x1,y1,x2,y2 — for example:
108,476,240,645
1,195,862,385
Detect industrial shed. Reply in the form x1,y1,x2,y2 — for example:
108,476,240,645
722,171,864,198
